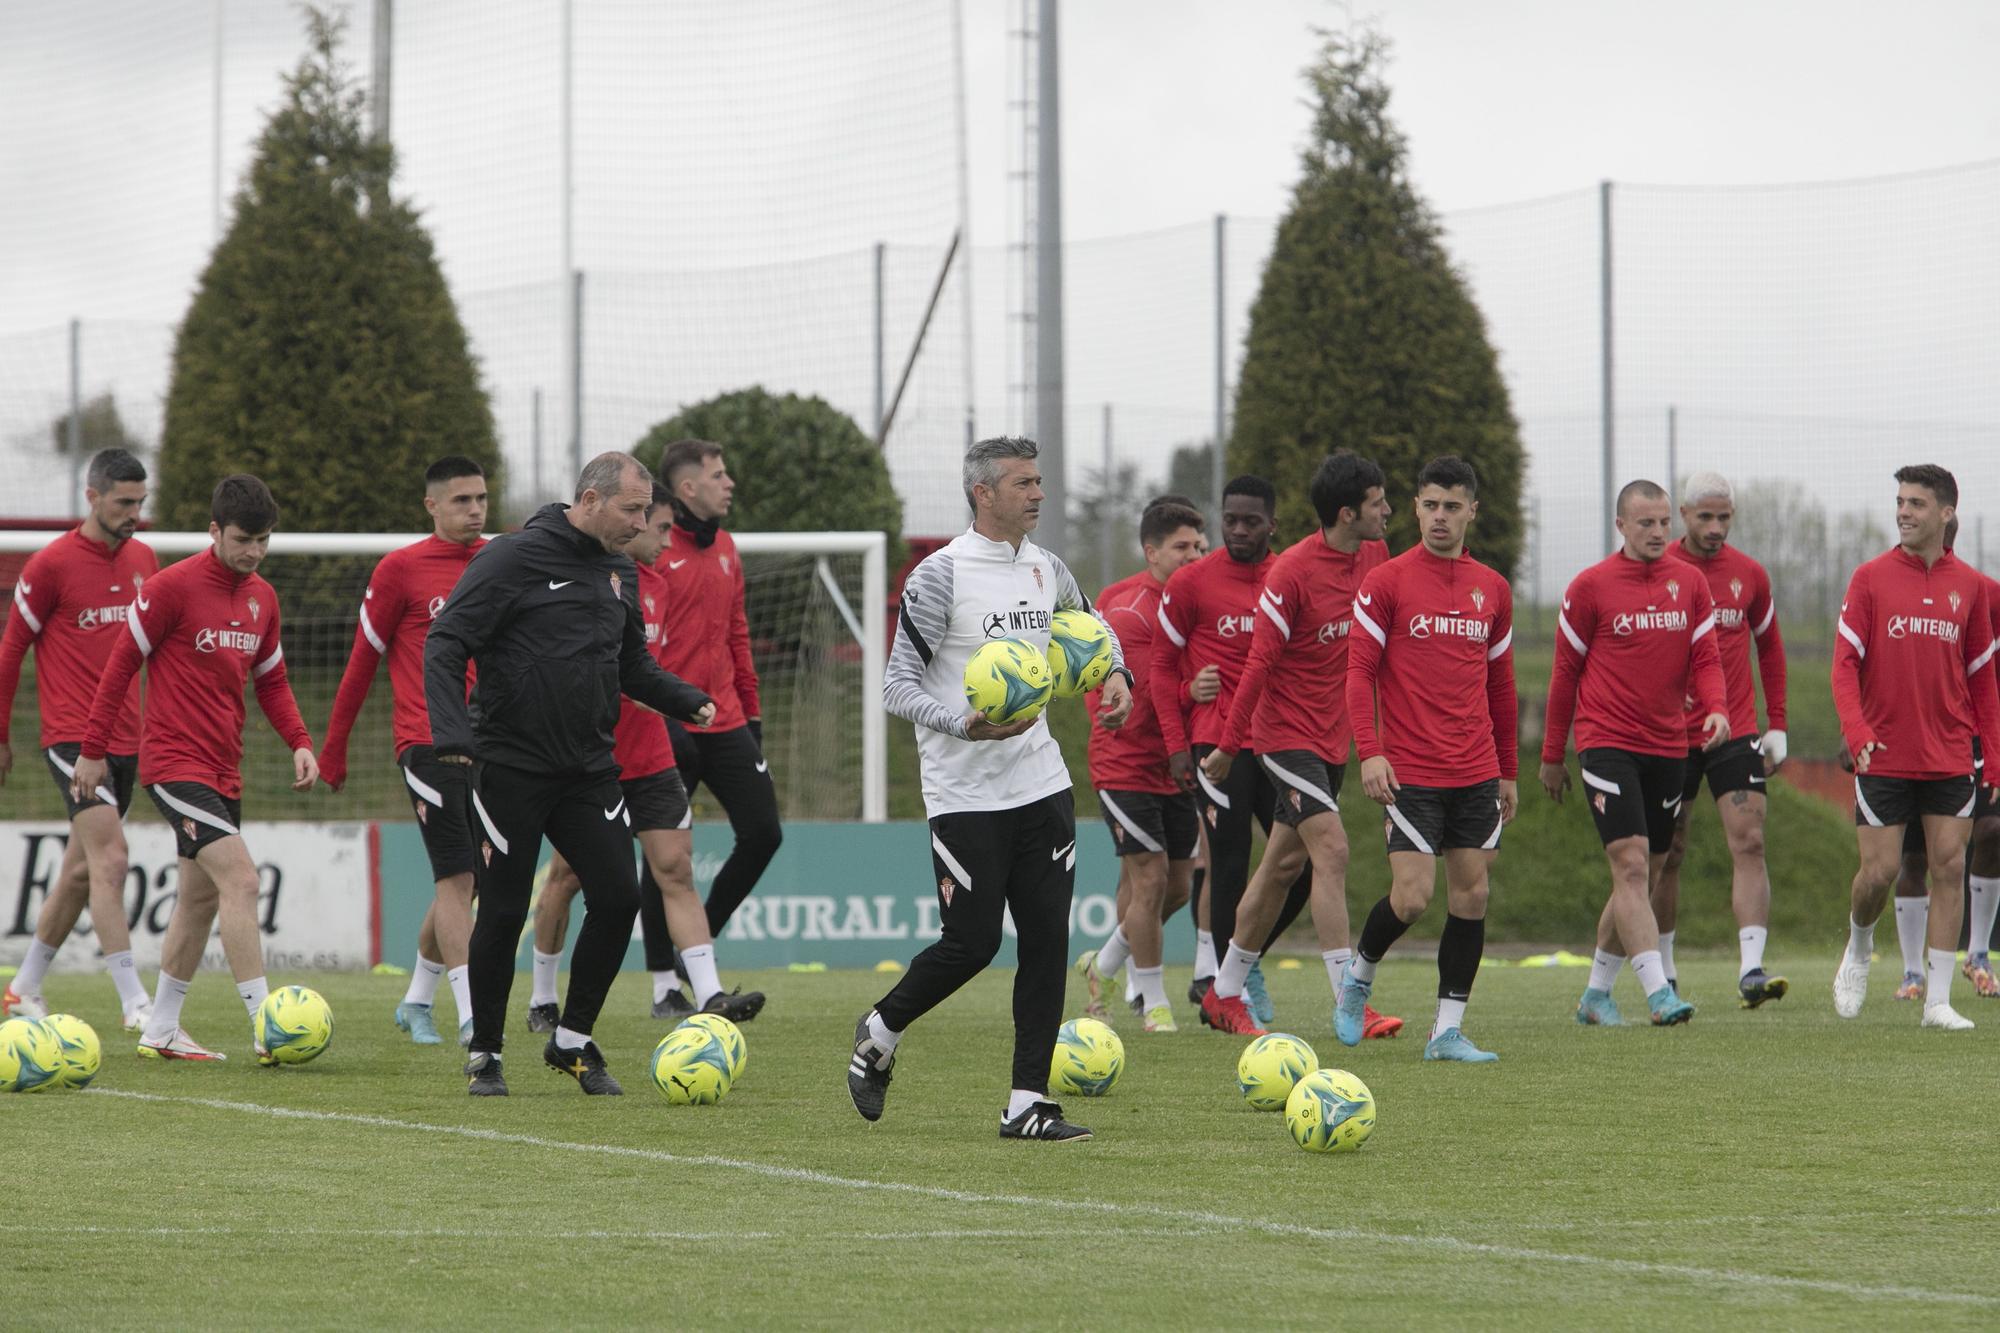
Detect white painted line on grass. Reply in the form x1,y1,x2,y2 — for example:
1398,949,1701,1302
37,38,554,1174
0,1222,771,1243
86,1088,1982,1308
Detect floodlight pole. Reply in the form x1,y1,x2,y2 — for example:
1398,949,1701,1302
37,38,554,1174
1034,0,1066,555
1600,179,1615,555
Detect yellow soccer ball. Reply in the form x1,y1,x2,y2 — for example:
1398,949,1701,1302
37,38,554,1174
1284,1068,1377,1153
257,985,334,1065
651,1026,733,1105
1236,1032,1318,1112
0,1016,63,1093
40,1013,102,1090
1045,608,1115,696
1049,1017,1124,1096
675,1013,747,1082
964,638,1054,726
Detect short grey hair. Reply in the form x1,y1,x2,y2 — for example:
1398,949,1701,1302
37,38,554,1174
575,451,650,501
1681,470,1733,507
963,435,1039,510
86,448,147,493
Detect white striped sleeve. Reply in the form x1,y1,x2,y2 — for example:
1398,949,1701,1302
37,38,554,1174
1558,611,1589,657
11,584,43,635
1486,627,1512,661
254,643,284,677
359,604,387,654
1836,615,1865,658
1690,613,1717,643
1257,590,1292,640
1352,600,1385,646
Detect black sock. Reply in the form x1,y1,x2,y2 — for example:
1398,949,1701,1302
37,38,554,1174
1357,897,1412,965
1437,913,1485,1002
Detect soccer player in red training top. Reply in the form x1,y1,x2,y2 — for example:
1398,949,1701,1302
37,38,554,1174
1150,475,1315,1028
1655,471,1791,1008
529,481,765,1028
1543,479,1725,1029
1198,452,1402,1040
319,457,488,1047
1829,465,2000,1030
73,475,319,1062
1342,456,1517,1062
1073,499,1207,1032
651,438,783,1013
0,449,158,1029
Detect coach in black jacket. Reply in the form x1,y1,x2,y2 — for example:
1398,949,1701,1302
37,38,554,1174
426,452,715,1097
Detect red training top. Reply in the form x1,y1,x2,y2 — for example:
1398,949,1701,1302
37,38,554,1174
658,523,759,734
1347,545,1518,785
1086,570,1175,794
80,549,313,798
320,534,485,785
613,557,678,781
1663,540,1787,747
1219,534,1388,759
1543,551,1726,763
1832,546,2000,780
0,527,156,751
1149,548,1274,754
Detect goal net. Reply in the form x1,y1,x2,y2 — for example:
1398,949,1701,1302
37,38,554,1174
0,530,886,825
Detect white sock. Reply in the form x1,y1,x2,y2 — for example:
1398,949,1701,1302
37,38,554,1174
238,975,269,1021
1004,1088,1043,1120
1849,915,1877,964
13,938,57,996
1133,964,1168,1011
1926,947,1957,1009
1970,876,2000,956
680,943,722,1008
1658,929,1677,982
1738,926,1768,979
1095,924,1131,979
105,950,148,1009
403,955,444,1006
1341,948,1371,987
1124,972,1139,1003
1587,949,1623,993
651,969,684,1003
531,949,561,1007
1433,996,1467,1040
446,965,471,1024
866,1009,901,1052
1213,941,1259,999
144,971,191,1042
1891,901,1923,974
553,1025,589,1051
1630,950,1669,995
1194,930,1218,980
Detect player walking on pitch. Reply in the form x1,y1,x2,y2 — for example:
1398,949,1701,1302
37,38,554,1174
529,481,765,1028
1654,471,1790,1007
73,475,318,1062
849,436,1131,1141
1198,452,1402,1040
650,438,782,1013
1829,465,2000,1030
0,449,158,1029
1340,456,1516,1061
426,454,716,1096
1544,480,1725,1028
1074,499,1207,1032
318,456,488,1047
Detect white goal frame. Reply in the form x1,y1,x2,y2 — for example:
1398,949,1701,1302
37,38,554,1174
0,528,889,821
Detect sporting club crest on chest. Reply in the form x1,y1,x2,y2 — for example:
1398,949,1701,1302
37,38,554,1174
246,596,261,623
1949,589,1963,615
720,556,731,575
1663,579,1681,603
1468,585,1486,613
1032,566,1044,594
644,594,656,616
1729,577,1744,602
609,571,622,598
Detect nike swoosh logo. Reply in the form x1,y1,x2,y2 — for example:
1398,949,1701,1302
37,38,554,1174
669,560,688,570
603,800,625,821
1562,597,1571,610
1269,592,1285,604
1052,841,1075,862
755,761,768,773
549,581,573,590
1161,594,1171,604
135,594,150,611
1355,593,1369,606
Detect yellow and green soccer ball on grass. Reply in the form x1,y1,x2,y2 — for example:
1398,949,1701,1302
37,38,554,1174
257,985,334,1065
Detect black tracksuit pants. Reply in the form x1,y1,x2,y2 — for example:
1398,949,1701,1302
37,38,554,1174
1192,744,1314,957
669,723,784,938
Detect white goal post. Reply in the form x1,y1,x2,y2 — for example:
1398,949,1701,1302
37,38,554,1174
0,528,888,822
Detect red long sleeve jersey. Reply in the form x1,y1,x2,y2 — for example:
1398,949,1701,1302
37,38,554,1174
81,550,312,797
658,525,759,733
1219,535,1389,758
613,558,678,780
1347,546,1517,784
1664,541,1787,746
1543,552,1726,764
1832,548,2000,780
0,528,156,750
1086,571,1175,794
322,535,484,767
1149,549,1275,754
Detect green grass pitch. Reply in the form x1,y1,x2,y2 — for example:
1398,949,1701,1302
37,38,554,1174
3,956,1991,1327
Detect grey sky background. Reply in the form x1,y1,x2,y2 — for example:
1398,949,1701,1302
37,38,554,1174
3,0,1997,582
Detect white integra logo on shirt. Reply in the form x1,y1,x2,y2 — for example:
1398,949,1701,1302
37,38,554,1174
1887,615,1959,642
1408,614,1488,642
194,627,261,654
1214,614,1256,638
1611,610,1687,636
